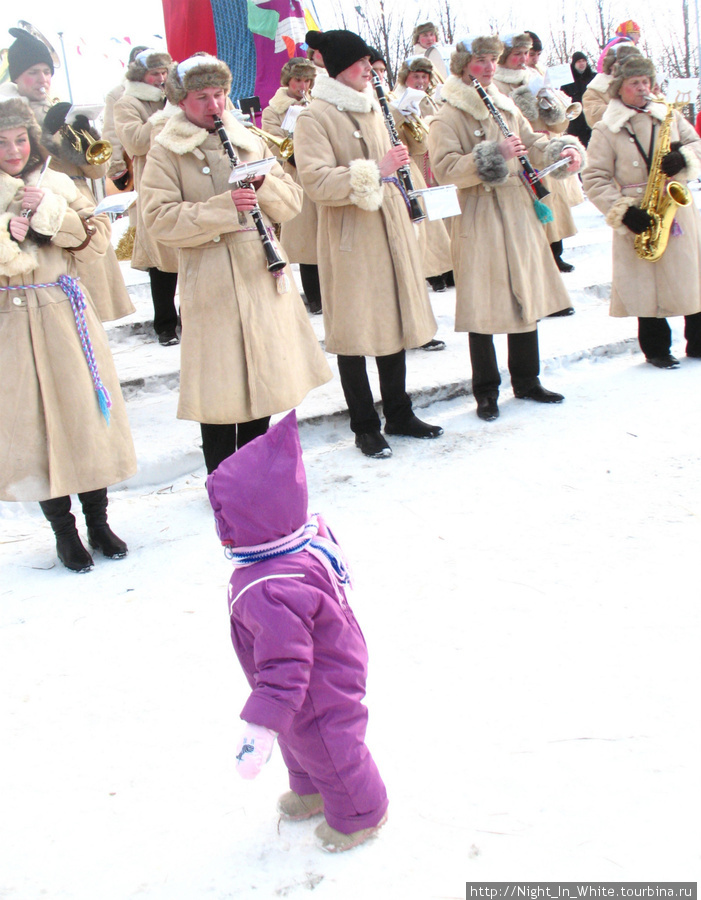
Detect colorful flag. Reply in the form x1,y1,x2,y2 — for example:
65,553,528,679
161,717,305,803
161,0,316,110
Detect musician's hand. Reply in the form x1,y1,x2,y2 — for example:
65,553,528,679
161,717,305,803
21,186,44,213
498,136,526,161
379,145,410,177
560,146,581,173
231,186,259,211
249,175,265,191
8,216,29,242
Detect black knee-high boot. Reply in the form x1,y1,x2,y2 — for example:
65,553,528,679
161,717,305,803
78,488,128,559
39,496,94,573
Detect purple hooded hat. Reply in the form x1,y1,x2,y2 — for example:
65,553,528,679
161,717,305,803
206,411,307,548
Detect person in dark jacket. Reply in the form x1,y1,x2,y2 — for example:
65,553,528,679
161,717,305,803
562,52,595,146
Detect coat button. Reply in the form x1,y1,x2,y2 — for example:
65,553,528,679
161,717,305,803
630,137,635,142
212,235,221,242
12,296,23,306
202,166,211,174
353,130,362,138
632,160,639,167
474,129,483,136
637,187,643,194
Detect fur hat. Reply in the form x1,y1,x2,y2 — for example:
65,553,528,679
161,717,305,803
128,45,149,65
610,54,656,98
450,35,503,77
601,42,640,75
280,57,316,86
8,28,54,81
165,54,232,104
0,98,45,174
305,30,373,79
498,31,532,65
125,48,173,83
397,55,433,85
412,22,438,45
525,30,542,52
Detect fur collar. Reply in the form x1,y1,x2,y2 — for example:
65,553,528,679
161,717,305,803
124,80,166,103
495,66,529,86
156,108,258,156
587,72,611,93
311,75,380,113
602,97,667,133
0,167,77,214
267,87,302,115
441,75,517,119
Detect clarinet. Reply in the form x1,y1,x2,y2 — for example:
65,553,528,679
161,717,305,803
371,72,426,223
213,115,286,273
471,78,550,201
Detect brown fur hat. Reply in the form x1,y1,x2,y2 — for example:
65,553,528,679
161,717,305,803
280,57,316,86
412,22,439,45
397,55,434,85
498,32,532,65
610,54,656,98
165,54,232,104
125,49,173,82
0,98,46,174
601,42,641,75
450,35,503,77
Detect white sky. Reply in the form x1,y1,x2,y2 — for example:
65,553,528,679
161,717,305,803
1,0,688,103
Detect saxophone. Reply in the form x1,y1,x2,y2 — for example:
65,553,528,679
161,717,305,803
634,97,692,261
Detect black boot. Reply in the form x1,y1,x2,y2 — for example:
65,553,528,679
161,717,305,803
39,496,94,573
79,488,128,559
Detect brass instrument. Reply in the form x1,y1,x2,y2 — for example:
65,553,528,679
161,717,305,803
246,123,294,160
61,123,112,165
401,114,430,143
536,87,582,121
634,96,692,262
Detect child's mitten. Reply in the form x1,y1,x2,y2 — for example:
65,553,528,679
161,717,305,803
235,723,277,779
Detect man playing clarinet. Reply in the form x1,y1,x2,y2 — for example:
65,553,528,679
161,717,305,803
140,54,331,473
295,29,442,459
428,35,584,422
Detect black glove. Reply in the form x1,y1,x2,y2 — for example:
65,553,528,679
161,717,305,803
622,205,654,234
111,171,131,191
661,142,685,177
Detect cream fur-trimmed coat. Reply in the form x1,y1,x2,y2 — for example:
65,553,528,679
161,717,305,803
495,66,583,243
140,109,331,424
261,88,318,265
428,76,577,333
582,73,612,128
583,99,701,318
113,81,178,272
294,76,437,356
0,167,136,501
390,97,453,278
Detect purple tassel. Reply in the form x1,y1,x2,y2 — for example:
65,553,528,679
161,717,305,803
672,219,683,237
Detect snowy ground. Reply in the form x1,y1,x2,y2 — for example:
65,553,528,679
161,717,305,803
2,343,700,897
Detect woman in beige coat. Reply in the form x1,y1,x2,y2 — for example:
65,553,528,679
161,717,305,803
114,49,180,345
41,103,135,322
0,99,136,571
295,29,442,459
428,36,584,421
261,57,322,313
582,55,701,368
390,55,453,300
494,32,579,282
141,56,331,473
583,44,641,128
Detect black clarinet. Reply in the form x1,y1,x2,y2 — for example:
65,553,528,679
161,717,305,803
213,115,287,273
471,78,549,201
371,72,426,223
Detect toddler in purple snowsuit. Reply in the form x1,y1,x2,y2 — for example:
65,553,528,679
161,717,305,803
206,411,388,851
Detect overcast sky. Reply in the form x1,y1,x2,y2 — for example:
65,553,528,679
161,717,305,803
1,0,687,103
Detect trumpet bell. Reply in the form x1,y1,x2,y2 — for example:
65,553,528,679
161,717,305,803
246,124,294,159
85,139,112,165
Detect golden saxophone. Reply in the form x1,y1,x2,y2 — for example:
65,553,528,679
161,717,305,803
634,96,692,262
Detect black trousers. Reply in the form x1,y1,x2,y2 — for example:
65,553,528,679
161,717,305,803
148,268,179,336
337,350,413,434
469,330,540,400
299,264,322,312
199,418,271,474
638,312,701,358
